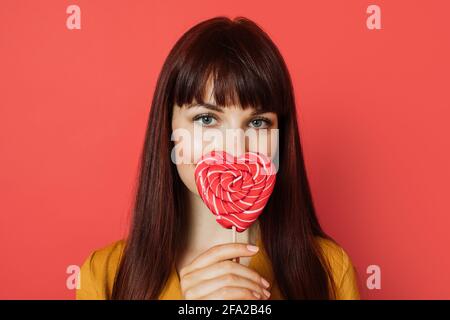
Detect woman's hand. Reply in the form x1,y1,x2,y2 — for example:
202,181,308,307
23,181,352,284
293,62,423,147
179,243,271,300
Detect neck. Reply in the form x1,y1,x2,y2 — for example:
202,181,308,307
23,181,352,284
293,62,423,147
183,189,258,253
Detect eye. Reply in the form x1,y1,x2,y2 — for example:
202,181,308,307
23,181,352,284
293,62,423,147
248,117,272,129
193,113,218,127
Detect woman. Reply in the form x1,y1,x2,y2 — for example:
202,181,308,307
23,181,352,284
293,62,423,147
76,16,360,300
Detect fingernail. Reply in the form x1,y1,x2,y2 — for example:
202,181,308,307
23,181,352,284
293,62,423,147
263,289,271,298
261,278,270,288
247,245,259,252
252,291,261,299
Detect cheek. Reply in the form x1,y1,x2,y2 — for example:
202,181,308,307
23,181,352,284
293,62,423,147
171,126,214,195
175,162,198,195
268,129,279,160
174,130,218,195
189,127,224,164
173,133,212,165
172,130,198,195
192,134,205,163
246,129,279,160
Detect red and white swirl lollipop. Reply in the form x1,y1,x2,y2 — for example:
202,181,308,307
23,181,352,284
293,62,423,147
194,150,277,234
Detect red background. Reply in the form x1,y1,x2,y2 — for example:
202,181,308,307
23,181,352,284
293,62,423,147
1,0,449,299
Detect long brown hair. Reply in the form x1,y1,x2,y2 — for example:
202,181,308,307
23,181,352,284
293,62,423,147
111,16,337,299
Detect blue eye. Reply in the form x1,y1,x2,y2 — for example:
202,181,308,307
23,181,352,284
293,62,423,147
249,118,271,129
250,119,263,128
193,114,217,126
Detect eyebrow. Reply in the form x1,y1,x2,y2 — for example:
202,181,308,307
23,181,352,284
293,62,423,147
187,103,268,116
188,103,224,113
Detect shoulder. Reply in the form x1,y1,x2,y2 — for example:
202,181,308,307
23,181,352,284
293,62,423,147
315,236,361,300
76,239,126,300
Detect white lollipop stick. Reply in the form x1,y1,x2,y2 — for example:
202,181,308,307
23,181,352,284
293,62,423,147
232,226,240,264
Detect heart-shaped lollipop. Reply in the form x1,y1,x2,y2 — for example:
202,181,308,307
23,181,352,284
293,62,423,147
194,151,277,232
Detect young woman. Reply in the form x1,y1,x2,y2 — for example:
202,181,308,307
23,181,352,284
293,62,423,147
76,16,360,300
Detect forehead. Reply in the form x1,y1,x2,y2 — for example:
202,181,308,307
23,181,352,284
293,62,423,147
187,75,266,114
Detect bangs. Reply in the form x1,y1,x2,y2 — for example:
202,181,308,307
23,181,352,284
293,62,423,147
168,18,290,116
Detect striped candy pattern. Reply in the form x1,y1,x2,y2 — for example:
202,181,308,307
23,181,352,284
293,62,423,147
194,150,277,232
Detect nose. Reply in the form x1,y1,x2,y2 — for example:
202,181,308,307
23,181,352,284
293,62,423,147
224,128,247,159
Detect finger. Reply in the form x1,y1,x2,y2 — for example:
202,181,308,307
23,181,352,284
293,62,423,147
183,273,270,300
198,286,261,300
181,260,270,294
180,243,259,277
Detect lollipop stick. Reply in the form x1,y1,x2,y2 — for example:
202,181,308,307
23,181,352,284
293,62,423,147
231,226,240,264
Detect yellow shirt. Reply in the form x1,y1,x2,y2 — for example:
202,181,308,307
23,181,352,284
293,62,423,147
76,236,360,300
